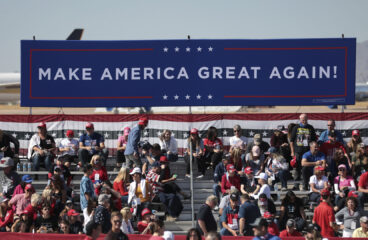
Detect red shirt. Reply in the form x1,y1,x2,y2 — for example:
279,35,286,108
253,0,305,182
90,166,108,195
23,204,38,221
279,229,302,237
320,141,346,160
137,221,150,234
0,208,14,228
312,201,336,237
358,172,368,189
203,138,223,152
268,222,279,236
221,174,240,193
113,180,129,196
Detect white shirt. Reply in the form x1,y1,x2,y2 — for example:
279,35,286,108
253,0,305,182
59,138,79,156
309,175,328,192
121,220,134,234
159,137,178,154
253,184,271,199
229,136,248,147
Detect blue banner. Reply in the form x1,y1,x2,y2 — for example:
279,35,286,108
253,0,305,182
21,39,356,107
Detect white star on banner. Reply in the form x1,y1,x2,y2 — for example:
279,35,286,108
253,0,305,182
249,131,254,137
78,132,83,137
208,94,213,99
185,94,190,100
163,95,168,100
144,130,149,136
104,132,109,138
223,130,228,136
52,132,57,137
196,94,201,99
163,47,168,52
316,130,321,136
262,131,268,137
25,134,30,139
175,47,180,52
208,46,213,52
183,132,189,138
197,47,202,52
171,132,175,137
186,47,191,52
12,133,17,138
174,95,179,100
157,131,162,137
342,131,346,136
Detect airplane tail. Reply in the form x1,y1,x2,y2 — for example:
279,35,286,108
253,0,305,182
66,28,84,40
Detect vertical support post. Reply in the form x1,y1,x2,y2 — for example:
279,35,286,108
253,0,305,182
341,33,345,113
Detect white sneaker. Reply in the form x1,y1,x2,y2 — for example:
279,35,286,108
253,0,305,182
185,174,191,178
196,175,204,179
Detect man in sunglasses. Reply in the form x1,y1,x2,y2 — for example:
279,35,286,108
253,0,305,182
318,120,344,144
105,211,129,240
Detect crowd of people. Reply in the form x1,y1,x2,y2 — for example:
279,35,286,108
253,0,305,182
0,114,367,240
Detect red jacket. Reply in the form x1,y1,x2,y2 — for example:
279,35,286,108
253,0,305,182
0,208,14,228
221,174,240,194
113,180,129,196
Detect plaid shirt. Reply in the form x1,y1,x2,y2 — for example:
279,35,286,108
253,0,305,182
146,170,164,194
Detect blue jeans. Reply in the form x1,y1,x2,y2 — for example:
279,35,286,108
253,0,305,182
121,195,129,205
220,228,236,236
272,170,288,188
32,152,54,171
213,184,221,201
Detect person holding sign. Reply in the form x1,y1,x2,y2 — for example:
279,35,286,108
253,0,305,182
78,122,108,167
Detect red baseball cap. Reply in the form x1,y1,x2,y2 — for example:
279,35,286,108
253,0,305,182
67,209,80,216
352,130,360,136
226,164,236,173
315,166,325,171
66,130,74,137
86,122,94,129
141,208,151,217
138,117,148,126
38,122,46,128
160,156,168,163
263,212,273,219
190,128,198,134
244,167,253,174
348,190,359,198
123,127,131,136
321,189,330,197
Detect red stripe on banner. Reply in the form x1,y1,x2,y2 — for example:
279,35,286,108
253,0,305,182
0,232,365,240
1,113,368,123
224,47,347,51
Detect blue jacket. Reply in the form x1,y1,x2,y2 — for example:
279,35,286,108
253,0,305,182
318,129,344,144
213,162,226,183
125,125,141,155
252,233,281,240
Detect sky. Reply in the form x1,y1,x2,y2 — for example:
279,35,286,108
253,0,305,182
1,0,367,72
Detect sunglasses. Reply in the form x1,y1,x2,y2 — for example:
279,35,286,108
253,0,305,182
234,130,240,132
338,168,346,171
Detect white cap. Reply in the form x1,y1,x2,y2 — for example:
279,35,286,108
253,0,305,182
255,172,268,180
163,231,175,240
130,167,142,175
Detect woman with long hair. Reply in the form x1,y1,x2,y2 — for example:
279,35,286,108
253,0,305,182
148,220,165,240
279,191,306,231
333,164,356,209
351,144,368,178
120,207,134,234
335,197,362,237
184,128,204,178
159,130,178,162
308,166,328,203
186,228,202,240
230,147,243,172
90,155,109,196
347,130,362,157
113,167,130,205
200,127,223,178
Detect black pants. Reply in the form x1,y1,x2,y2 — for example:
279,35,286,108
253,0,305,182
302,167,313,189
199,151,222,175
163,182,181,194
184,154,200,175
116,150,126,164
294,152,304,180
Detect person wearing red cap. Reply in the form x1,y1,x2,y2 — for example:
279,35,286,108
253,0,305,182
263,211,279,236
67,209,83,234
221,164,241,194
0,196,14,232
312,189,338,237
58,129,79,168
9,184,34,215
116,127,131,170
184,128,204,178
357,171,368,209
28,122,56,172
241,167,257,195
125,117,149,168
308,165,328,203
78,122,108,167
138,208,153,234
347,129,362,157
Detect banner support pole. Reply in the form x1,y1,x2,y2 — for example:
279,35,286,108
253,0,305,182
341,33,345,113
